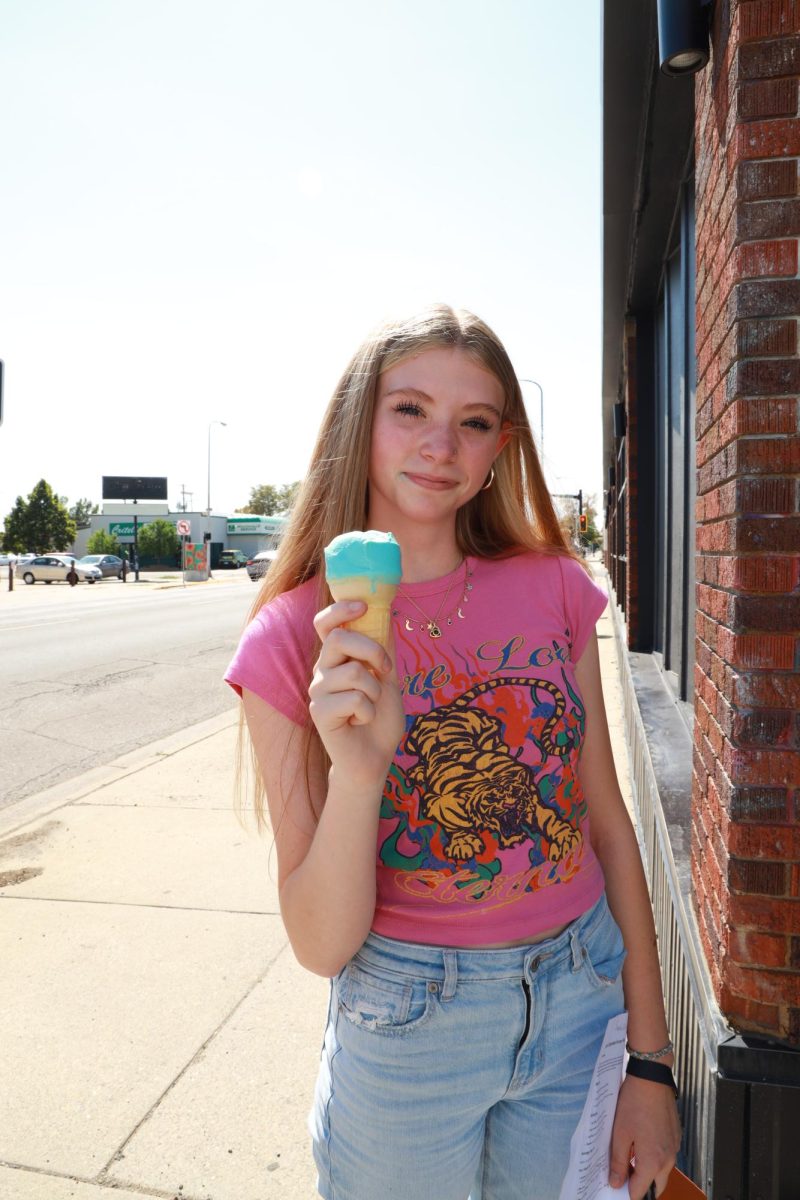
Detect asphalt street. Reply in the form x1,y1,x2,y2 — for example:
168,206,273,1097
0,571,257,808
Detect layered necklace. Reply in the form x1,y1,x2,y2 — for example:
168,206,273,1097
392,558,474,639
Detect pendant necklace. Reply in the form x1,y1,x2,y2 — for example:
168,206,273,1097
392,559,474,639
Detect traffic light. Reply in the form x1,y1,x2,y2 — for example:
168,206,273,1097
579,513,588,533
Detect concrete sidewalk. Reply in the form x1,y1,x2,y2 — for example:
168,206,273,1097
0,565,631,1200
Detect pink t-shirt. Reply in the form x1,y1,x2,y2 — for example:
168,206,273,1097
225,552,608,946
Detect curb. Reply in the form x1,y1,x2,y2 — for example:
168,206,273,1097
0,708,239,839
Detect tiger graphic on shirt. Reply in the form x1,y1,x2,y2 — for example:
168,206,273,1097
400,675,582,864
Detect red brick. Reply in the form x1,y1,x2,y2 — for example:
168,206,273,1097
725,961,800,1005
737,435,800,471
734,710,795,749
731,278,800,318
718,630,795,668
719,986,782,1035
726,745,800,786
730,786,791,822
738,476,797,513
738,77,799,120
733,674,800,709
742,31,800,77
738,160,798,202
729,892,800,931
734,591,800,625
736,237,798,276
729,822,800,857
736,516,800,553
728,554,799,590
730,857,788,894
738,193,800,237
739,2,800,43
737,317,797,355
727,927,790,968
732,359,800,396
735,118,800,161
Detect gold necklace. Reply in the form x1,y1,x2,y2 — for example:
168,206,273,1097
393,560,474,639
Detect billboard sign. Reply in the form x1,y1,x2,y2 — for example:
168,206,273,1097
102,476,168,501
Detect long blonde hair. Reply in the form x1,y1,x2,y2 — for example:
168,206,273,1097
237,303,576,829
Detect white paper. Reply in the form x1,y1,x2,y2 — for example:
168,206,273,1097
558,1011,631,1200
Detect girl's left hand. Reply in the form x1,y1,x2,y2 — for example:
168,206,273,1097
608,1075,682,1199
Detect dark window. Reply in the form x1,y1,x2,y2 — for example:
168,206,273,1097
653,181,696,703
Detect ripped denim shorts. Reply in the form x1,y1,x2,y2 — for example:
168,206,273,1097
309,892,627,1200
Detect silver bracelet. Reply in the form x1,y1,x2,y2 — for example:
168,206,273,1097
625,1039,674,1061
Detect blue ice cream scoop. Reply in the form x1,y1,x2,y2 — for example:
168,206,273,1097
324,530,402,588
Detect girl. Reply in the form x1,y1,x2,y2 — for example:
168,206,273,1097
225,305,681,1200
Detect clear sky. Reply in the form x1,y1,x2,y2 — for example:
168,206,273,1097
0,0,602,527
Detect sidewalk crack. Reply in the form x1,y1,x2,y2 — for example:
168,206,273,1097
97,940,291,1184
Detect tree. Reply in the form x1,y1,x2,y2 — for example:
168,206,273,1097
2,480,76,553
69,498,99,529
2,496,29,553
137,518,179,563
86,529,121,555
237,481,301,515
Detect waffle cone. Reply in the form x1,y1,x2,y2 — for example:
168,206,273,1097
345,605,393,652
328,577,398,652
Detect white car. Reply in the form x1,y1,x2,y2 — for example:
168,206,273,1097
246,549,278,581
20,555,102,584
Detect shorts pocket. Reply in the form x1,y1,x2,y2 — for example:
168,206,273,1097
579,911,627,990
337,961,434,1036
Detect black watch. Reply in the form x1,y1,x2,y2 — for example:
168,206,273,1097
625,1055,678,1099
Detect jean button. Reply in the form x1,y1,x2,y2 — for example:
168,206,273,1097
428,982,439,993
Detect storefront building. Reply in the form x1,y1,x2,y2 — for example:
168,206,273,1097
74,510,285,567
603,2,799,1195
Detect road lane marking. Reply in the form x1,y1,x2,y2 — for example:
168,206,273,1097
0,618,82,632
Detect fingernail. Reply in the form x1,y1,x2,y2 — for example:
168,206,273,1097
347,601,362,611
609,1172,621,1187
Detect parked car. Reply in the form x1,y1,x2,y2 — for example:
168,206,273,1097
20,556,102,584
218,549,249,569
77,554,125,579
246,549,278,581
1,552,36,570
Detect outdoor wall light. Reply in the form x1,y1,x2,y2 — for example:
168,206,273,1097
657,0,711,76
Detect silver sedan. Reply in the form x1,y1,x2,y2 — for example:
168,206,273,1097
20,556,102,584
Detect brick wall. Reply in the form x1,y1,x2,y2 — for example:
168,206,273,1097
693,0,800,1046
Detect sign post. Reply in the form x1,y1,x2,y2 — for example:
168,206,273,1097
176,519,191,586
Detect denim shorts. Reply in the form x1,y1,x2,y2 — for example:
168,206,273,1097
309,892,626,1200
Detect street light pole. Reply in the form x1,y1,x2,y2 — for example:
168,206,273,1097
207,420,227,576
519,378,544,459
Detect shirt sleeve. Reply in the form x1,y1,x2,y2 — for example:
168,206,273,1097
558,556,608,663
224,584,316,726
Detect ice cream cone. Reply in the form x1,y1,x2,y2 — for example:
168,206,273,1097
324,531,402,652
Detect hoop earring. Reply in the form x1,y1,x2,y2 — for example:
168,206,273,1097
480,467,495,492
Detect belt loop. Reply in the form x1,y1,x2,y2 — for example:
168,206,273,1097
442,949,457,1001
570,926,583,972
